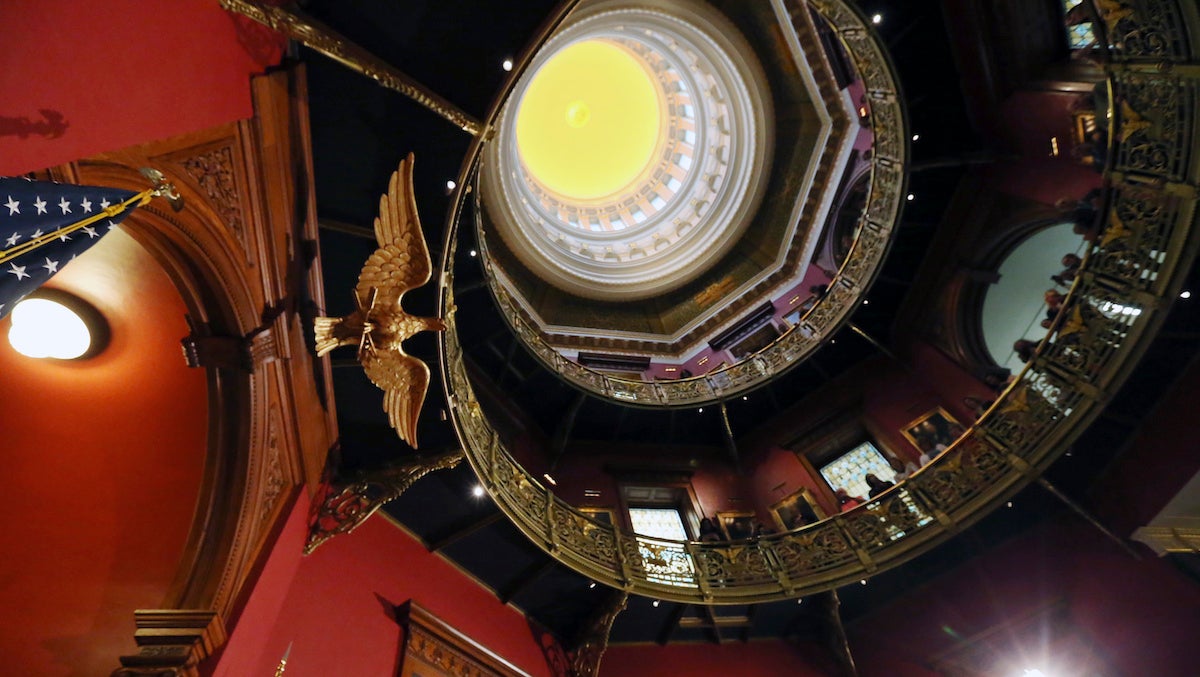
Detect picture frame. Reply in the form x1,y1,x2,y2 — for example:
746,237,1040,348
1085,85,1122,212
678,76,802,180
769,487,825,532
716,510,756,540
901,407,965,456
578,506,615,526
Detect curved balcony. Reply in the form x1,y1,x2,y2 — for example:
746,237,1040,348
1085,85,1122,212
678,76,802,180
437,0,1200,603
473,0,906,407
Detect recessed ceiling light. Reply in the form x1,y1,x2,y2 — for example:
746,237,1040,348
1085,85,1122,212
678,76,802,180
1181,290,1192,299
912,133,920,141
589,581,596,589
502,58,514,72
652,599,660,607
1007,501,1013,508
860,579,867,585
543,473,558,486
445,179,457,192
872,13,883,25
472,485,485,498
796,598,803,604
742,396,748,401
469,249,478,257
698,407,704,413
907,193,915,201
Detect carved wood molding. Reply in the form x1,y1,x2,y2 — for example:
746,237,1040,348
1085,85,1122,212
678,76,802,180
396,601,532,677
69,64,336,674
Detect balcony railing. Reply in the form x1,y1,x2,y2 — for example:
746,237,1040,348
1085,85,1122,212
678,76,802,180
469,0,908,408
436,0,1200,603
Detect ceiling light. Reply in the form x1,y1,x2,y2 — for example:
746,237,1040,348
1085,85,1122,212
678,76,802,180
742,396,748,401
860,579,867,585
698,407,704,413
1007,501,1013,508
652,600,660,607
472,485,485,498
543,473,558,486
871,13,882,25
912,133,920,141
7,293,106,360
1181,290,1191,299
469,249,478,257
1022,670,1047,677
589,581,596,589
502,58,514,72
863,299,869,305
797,598,803,604
907,193,915,201
445,179,457,192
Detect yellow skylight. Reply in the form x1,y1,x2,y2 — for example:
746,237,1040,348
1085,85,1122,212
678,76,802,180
515,39,663,201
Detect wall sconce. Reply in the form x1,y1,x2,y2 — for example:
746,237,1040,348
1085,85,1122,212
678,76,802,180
6,290,109,360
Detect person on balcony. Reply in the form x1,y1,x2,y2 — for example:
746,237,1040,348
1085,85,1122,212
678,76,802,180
865,473,895,499
835,489,864,512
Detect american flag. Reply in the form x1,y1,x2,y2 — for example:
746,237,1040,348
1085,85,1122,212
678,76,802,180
0,177,141,318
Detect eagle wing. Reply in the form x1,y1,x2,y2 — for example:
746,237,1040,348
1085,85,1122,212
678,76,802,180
355,153,432,311
363,348,431,448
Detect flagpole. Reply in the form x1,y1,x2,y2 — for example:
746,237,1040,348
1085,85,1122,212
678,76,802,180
0,170,178,267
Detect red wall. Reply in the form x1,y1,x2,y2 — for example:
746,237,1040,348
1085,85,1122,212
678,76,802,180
849,515,1200,676
0,230,209,676
0,0,282,176
216,492,553,677
600,641,830,677
747,446,837,520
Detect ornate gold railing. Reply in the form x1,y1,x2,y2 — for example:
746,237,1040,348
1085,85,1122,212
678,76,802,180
472,0,908,407
437,0,1200,603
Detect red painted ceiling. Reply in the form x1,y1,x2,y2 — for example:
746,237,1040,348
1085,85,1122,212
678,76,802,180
0,228,209,676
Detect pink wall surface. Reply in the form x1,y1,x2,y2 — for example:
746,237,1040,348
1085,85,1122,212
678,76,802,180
214,493,553,677
850,515,1200,677
1,0,283,175
601,640,831,677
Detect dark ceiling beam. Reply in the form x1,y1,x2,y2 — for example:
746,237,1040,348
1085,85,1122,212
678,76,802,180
655,603,687,646
426,511,504,552
740,605,757,643
612,405,630,438
499,335,524,387
847,322,904,365
703,605,723,645
549,392,587,472
718,402,742,473
821,591,858,677
498,557,557,604
318,217,375,240
1034,477,1141,559
454,278,489,296
909,150,1005,173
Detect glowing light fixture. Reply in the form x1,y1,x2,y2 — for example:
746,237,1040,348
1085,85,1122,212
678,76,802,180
1182,290,1192,299
502,58,514,72
515,39,662,200
472,485,485,498
871,13,883,24
7,293,106,360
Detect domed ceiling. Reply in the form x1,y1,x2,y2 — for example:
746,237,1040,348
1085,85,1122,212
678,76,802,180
476,0,904,404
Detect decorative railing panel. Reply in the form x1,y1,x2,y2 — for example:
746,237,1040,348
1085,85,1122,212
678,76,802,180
434,0,1200,603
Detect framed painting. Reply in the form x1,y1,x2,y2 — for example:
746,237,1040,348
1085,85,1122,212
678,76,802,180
716,510,756,540
901,407,965,456
396,601,530,677
770,487,825,532
579,506,615,526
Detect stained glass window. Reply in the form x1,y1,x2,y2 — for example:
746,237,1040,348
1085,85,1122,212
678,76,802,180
1063,0,1097,49
819,440,896,501
628,507,695,586
629,507,689,540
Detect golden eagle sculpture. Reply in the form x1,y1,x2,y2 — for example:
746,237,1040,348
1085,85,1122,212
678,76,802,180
314,154,444,448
